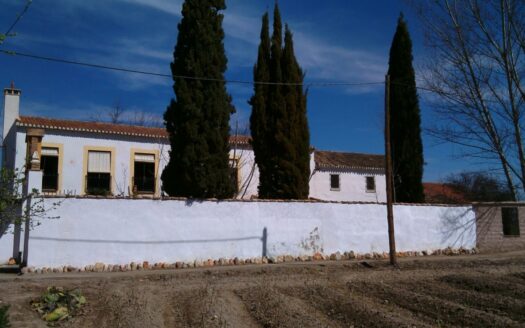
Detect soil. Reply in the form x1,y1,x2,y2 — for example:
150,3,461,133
1,251,525,327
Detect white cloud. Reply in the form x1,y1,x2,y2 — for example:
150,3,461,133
222,9,387,94
223,12,260,45
120,0,182,16
294,32,386,94
16,1,387,94
23,101,108,120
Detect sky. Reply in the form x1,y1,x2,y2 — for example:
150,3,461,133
0,0,473,182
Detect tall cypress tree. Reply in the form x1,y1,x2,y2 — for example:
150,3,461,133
250,4,310,199
281,24,309,199
388,14,424,203
162,0,234,199
249,12,271,197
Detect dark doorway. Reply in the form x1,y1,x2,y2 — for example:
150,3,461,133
134,161,155,193
41,155,58,192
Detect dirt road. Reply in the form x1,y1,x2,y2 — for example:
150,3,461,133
1,251,525,327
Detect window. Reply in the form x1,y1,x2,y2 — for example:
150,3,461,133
502,207,520,236
41,147,59,192
86,151,111,195
230,158,239,193
330,174,340,190
366,176,376,192
133,153,155,193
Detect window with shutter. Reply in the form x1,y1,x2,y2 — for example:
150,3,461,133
133,153,155,193
86,151,111,195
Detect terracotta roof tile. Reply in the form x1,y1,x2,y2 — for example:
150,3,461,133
314,150,384,170
17,116,251,145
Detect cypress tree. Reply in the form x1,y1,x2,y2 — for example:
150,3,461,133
161,0,235,199
388,14,424,203
265,3,286,198
250,4,310,199
249,12,271,197
281,24,310,199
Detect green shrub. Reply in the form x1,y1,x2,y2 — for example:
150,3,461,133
31,287,86,323
0,305,10,328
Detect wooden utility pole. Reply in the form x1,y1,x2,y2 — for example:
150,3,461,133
384,74,397,266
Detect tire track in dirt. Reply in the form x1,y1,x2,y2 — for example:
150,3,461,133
440,274,525,300
397,278,525,323
281,284,432,328
84,284,172,328
166,285,229,327
213,290,260,328
349,280,521,327
236,285,342,328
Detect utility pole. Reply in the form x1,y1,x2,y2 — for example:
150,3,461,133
384,74,397,266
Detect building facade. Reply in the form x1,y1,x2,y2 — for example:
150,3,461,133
2,87,386,202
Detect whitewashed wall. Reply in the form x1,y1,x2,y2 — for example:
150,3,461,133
0,232,14,263
5,198,476,267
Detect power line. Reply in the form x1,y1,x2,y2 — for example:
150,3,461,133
0,48,385,88
0,47,442,94
3,0,32,39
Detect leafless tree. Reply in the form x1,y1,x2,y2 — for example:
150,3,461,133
91,99,164,128
411,0,525,200
108,100,126,124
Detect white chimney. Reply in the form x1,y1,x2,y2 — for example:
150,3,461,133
2,82,21,144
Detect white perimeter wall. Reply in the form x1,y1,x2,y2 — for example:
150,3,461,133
0,198,476,267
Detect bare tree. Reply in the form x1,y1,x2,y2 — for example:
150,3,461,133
108,100,126,124
412,0,525,200
91,99,164,128
90,99,126,124
444,171,514,202
127,110,164,128
0,168,61,237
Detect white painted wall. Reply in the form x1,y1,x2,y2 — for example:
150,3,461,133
310,169,387,202
12,198,475,267
2,90,20,143
0,232,14,264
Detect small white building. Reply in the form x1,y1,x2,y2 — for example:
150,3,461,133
1,86,386,202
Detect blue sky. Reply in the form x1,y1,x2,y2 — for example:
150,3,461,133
0,0,471,181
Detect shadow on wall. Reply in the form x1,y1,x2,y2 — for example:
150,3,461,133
439,207,476,248
30,227,270,257
475,206,496,248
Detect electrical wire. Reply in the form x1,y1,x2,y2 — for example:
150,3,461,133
3,0,32,39
0,48,385,88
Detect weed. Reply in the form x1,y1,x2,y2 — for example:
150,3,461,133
0,305,10,328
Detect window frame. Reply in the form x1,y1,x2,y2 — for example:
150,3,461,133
366,176,376,193
130,148,159,196
330,174,340,191
40,143,63,194
502,207,520,237
82,146,116,196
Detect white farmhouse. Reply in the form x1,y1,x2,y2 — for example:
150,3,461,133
1,86,386,202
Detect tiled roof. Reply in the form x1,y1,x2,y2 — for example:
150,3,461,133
314,150,384,171
17,116,251,145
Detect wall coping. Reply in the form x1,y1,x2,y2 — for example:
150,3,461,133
472,201,525,207
40,194,476,207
